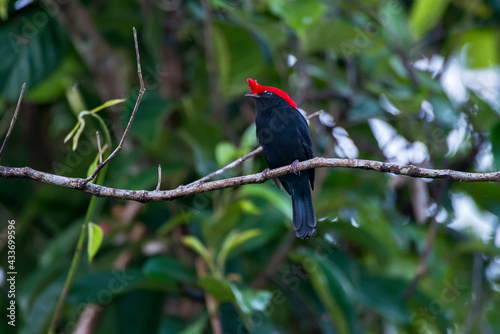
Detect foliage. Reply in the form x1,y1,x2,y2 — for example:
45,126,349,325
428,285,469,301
1,0,500,333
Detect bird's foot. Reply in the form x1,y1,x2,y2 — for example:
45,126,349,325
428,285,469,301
262,168,270,178
291,159,300,175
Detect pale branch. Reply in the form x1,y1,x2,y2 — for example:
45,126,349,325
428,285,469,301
83,27,145,184
0,83,26,161
156,164,162,191
96,131,103,163
1,157,499,203
186,110,324,186
187,145,263,187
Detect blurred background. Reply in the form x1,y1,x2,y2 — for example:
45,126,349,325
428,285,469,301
1,0,500,333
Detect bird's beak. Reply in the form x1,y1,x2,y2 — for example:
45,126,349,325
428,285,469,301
245,93,260,98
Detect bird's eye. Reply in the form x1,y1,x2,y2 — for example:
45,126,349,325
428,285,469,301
265,91,273,97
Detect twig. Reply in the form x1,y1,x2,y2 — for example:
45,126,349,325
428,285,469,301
187,146,263,187
0,83,26,161
96,131,103,163
186,110,323,186
156,164,162,191
82,27,145,184
2,157,500,203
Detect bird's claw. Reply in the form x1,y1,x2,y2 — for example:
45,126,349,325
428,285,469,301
262,168,270,178
291,159,300,175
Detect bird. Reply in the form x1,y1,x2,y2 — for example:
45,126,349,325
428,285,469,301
245,78,316,239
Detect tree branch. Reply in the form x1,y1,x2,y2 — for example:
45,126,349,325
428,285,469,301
186,110,324,186
1,158,499,203
0,83,26,161
83,27,145,184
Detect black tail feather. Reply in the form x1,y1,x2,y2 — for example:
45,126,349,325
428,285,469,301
291,183,316,239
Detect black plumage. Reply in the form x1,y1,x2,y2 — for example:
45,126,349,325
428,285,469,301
246,79,316,239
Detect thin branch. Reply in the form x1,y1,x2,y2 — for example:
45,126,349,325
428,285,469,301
0,83,26,161
186,110,323,186
96,131,103,164
83,27,145,184
156,164,162,191
2,157,500,203
187,146,263,187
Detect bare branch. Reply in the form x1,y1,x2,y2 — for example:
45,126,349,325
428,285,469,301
96,131,103,164
2,157,499,203
156,164,162,191
0,83,26,161
83,27,145,184
187,146,263,187
186,110,323,186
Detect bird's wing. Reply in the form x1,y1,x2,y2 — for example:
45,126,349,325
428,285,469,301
297,113,315,190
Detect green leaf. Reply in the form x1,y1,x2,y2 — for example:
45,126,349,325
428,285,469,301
72,116,86,151
17,261,67,317
292,248,357,334
199,276,271,315
240,123,257,151
199,276,235,302
212,22,263,98
87,222,103,263
63,120,81,144
409,0,449,39
26,54,84,103
89,98,126,114
157,213,191,236
68,270,149,305
268,0,325,33
240,184,293,221
217,229,262,269
300,20,378,56
462,28,498,68
238,199,260,215
40,221,82,267
0,0,8,21
143,256,197,284
215,141,238,167
357,275,410,324
86,151,100,179
0,6,69,101
182,236,215,273
122,91,173,145
229,284,272,315
21,277,65,334
66,85,86,116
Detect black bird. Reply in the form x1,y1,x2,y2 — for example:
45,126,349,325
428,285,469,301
245,78,316,239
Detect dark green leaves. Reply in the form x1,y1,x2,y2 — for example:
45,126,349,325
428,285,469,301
0,6,68,101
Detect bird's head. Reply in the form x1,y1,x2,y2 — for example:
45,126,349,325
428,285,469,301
245,78,297,109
